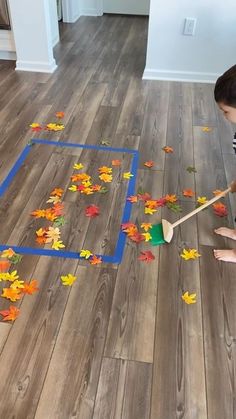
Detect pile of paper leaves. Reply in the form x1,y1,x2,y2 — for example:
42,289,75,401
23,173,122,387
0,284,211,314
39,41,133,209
30,111,65,132
0,248,39,322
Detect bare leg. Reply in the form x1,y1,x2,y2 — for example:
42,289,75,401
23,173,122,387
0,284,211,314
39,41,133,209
213,249,236,263
214,227,236,240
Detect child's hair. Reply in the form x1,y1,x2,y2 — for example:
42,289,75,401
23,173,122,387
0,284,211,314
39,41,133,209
214,65,236,107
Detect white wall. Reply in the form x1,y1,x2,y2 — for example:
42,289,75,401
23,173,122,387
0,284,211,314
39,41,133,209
80,0,101,16
62,0,81,22
144,0,236,83
49,0,59,46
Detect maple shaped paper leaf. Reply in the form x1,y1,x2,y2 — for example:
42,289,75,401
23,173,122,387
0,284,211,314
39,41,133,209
144,207,157,215
1,248,16,259
137,192,151,202
10,280,25,290
50,188,64,197
123,225,138,237
123,172,134,180
82,180,92,187
80,249,93,259
141,222,152,232
53,216,66,227
99,173,112,183
61,274,77,286
82,187,94,195
182,189,195,198
182,291,197,305
31,209,46,218
129,233,145,243
186,166,197,173
47,195,61,204
213,202,228,217
121,222,137,231
197,196,208,205
85,205,100,218
73,163,84,170
52,202,64,216
164,194,177,203
167,202,182,213
0,270,19,282
30,123,42,132
180,248,201,260
202,126,212,132
68,184,77,192
127,195,138,203
45,227,61,243
89,255,102,265
145,200,158,209
112,160,121,166
142,232,152,242
46,123,65,131
55,111,65,119
98,166,112,174
0,260,10,273
138,251,155,262
2,287,22,302
22,279,39,295
213,189,223,196
44,209,57,222
92,184,102,192
100,139,110,146
52,240,65,250
144,161,154,168
162,146,173,153
9,254,22,265
0,305,20,321
156,197,167,207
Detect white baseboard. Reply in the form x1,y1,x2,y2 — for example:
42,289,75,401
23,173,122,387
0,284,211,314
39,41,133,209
142,68,220,84
52,34,60,47
15,59,57,73
80,8,100,16
0,30,16,60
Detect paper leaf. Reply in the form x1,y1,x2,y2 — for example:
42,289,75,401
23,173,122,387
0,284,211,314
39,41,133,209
156,197,167,207
162,146,173,153
197,196,208,205
0,270,19,282
0,260,10,273
182,291,197,304
144,161,154,168
55,111,65,119
22,279,39,295
129,233,145,243
123,172,134,179
164,194,177,203
0,305,20,321
99,173,113,183
180,248,201,260
100,139,110,146
121,222,137,231
186,166,197,173
51,188,64,197
53,216,66,227
145,200,158,209
213,202,228,217
85,205,100,218
213,189,223,196
112,160,121,166
73,163,84,170
2,287,22,302
45,227,61,243
167,202,182,213
9,254,23,264
182,189,195,198
31,209,46,218
138,251,155,262
98,186,109,194
68,184,77,192
61,274,77,286
98,166,112,174
142,232,152,242
89,255,102,265
47,195,61,204
30,123,42,132
46,123,65,131
80,249,93,259
202,126,212,132
144,207,157,215
1,248,16,259
141,222,152,232
10,280,25,290
52,240,65,250
137,192,151,202
127,195,138,203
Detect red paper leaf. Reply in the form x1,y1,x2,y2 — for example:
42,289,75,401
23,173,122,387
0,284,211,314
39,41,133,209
138,251,155,262
137,192,151,202
129,233,145,243
144,161,154,168
85,205,100,218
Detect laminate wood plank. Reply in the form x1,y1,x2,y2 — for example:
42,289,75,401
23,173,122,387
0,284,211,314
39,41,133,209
0,323,11,353
139,80,170,170
199,245,236,419
0,256,78,419
192,83,217,126
163,82,195,196
34,266,116,419
150,207,207,419
93,358,152,419
115,78,148,136
85,104,121,146
104,169,163,363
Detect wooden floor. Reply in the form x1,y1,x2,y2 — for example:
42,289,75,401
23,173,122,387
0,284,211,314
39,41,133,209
0,14,236,419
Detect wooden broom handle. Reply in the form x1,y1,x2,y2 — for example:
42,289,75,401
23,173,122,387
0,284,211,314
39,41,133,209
172,186,232,228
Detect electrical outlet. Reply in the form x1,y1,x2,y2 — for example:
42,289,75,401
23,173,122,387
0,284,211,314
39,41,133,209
183,18,197,36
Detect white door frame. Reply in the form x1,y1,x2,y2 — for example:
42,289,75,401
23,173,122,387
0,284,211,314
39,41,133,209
62,0,81,22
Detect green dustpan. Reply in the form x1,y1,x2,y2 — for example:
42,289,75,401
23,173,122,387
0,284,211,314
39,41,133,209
150,223,166,246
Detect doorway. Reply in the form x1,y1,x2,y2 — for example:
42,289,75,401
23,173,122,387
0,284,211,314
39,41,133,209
102,0,150,15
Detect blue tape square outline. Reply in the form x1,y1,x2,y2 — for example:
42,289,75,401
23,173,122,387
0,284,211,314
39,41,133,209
0,139,139,263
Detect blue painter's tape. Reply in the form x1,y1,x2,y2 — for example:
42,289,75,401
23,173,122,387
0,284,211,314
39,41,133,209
0,139,139,263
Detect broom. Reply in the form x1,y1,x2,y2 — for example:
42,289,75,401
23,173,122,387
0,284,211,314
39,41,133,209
150,181,236,245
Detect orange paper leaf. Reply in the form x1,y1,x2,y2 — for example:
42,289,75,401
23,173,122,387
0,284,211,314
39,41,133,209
182,189,195,198
0,305,20,321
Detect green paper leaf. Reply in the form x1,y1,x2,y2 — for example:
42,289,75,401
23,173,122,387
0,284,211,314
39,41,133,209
167,202,182,213
9,254,23,264
98,187,109,194
100,139,111,146
53,216,66,227
186,166,197,173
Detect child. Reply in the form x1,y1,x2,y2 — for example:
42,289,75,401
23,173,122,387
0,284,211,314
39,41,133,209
213,64,236,262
